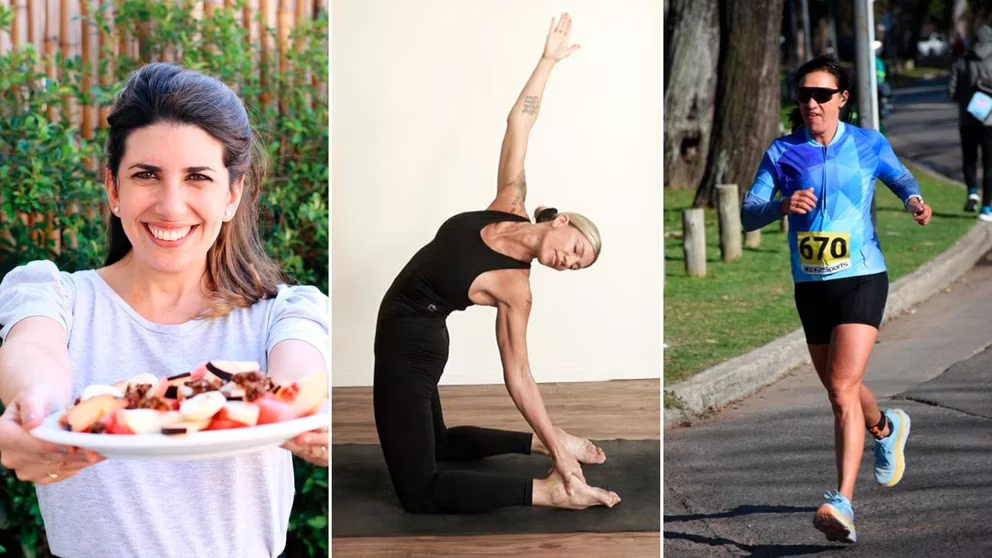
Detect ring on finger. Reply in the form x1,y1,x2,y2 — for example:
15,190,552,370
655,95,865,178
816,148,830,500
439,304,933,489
47,461,64,480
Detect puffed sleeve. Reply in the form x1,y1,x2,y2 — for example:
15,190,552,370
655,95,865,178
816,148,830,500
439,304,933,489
0,260,75,341
266,284,330,375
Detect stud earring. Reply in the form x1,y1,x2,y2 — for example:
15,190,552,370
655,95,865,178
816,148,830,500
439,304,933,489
113,205,119,215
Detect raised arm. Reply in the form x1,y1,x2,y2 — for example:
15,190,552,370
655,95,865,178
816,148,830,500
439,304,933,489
493,273,586,492
489,13,580,216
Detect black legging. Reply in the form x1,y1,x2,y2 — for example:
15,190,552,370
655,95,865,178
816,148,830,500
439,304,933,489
960,125,992,205
372,316,534,513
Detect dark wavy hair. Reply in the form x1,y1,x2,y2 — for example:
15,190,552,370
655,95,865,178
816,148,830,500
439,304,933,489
104,62,285,318
788,54,853,132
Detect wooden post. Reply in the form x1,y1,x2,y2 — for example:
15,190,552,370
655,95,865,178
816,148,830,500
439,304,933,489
716,184,742,262
745,229,761,248
682,208,706,277
277,0,293,115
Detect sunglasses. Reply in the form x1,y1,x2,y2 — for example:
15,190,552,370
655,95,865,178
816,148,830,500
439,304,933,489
796,86,842,103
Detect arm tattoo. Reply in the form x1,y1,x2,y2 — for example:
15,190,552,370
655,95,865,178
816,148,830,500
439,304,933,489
510,170,527,206
522,95,540,115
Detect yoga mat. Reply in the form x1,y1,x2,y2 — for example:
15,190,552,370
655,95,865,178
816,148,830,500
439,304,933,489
896,345,992,419
331,439,660,537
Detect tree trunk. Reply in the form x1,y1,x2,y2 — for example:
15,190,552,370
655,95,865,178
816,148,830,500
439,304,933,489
695,0,786,207
907,0,930,61
811,0,832,56
663,0,720,190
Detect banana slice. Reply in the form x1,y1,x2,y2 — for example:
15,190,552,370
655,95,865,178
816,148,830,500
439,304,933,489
118,409,165,435
80,384,125,401
127,373,159,388
178,391,226,421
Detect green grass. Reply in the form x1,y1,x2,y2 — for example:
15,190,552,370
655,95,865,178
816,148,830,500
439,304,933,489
781,103,797,131
664,162,974,387
891,64,949,81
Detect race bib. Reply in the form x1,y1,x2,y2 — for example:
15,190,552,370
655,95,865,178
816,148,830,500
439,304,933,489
797,232,850,275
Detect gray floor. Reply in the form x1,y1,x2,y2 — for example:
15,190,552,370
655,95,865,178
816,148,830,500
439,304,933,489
332,439,660,537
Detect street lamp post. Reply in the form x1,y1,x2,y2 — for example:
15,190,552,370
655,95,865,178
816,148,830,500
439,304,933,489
855,0,880,225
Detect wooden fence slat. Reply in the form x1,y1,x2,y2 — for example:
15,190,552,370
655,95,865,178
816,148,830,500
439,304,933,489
277,0,293,114
98,0,114,128
205,0,222,20
246,0,260,81
0,0,12,56
62,0,82,128
29,0,43,55
295,0,310,109
80,0,98,138
12,0,28,46
259,0,277,112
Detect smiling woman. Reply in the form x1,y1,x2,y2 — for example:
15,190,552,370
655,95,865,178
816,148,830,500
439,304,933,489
0,63,329,558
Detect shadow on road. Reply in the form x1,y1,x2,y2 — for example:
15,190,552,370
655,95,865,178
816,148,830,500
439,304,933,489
665,504,817,523
664,531,839,557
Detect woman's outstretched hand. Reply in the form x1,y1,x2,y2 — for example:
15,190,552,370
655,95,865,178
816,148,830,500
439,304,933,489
0,386,103,485
543,13,580,62
554,453,586,496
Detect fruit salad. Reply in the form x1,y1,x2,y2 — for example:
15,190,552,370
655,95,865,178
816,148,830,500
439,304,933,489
58,361,328,436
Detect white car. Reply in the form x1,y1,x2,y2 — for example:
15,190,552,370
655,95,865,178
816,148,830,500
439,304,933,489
917,33,948,56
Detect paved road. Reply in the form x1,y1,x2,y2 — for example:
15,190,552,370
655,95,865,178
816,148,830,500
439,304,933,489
886,74,977,187
664,80,992,557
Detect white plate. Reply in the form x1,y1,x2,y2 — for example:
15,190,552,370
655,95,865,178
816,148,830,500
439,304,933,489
30,406,329,461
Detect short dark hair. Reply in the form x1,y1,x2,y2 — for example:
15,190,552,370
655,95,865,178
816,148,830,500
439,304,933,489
788,55,852,132
794,54,850,93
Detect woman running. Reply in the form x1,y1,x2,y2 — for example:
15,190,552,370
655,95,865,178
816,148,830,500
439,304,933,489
742,55,932,544
372,13,620,514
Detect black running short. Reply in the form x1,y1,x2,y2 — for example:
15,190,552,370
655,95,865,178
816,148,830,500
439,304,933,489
794,271,889,345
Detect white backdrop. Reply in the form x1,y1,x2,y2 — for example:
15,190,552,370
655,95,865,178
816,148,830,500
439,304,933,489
331,0,661,386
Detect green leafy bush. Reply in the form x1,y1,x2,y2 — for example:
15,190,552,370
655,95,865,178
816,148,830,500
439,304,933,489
0,1,328,556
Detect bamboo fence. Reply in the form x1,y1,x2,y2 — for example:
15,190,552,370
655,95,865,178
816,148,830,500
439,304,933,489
0,0,328,257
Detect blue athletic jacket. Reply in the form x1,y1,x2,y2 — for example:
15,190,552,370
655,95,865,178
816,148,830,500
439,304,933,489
741,122,922,283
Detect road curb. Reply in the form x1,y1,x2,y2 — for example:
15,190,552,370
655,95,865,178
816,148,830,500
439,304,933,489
665,170,992,430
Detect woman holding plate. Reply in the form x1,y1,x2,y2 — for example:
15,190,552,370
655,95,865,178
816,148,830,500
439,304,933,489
0,63,328,558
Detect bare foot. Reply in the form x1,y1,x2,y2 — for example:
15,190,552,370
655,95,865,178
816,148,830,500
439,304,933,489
535,470,621,509
534,428,606,464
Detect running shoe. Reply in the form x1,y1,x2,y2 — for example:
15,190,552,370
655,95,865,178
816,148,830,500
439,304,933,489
980,206,992,222
965,190,980,212
813,490,856,544
874,408,910,487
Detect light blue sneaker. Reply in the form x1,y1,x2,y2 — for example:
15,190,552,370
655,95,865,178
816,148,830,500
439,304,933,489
813,490,856,543
980,206,992,222
873,408,910,487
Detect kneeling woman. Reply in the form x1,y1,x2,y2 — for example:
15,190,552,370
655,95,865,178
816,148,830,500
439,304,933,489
373,13,620,514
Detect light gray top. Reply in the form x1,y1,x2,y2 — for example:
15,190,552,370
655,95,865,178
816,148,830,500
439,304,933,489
0,260,330,558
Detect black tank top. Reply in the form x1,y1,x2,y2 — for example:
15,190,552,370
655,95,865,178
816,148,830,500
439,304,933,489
378,211,532,320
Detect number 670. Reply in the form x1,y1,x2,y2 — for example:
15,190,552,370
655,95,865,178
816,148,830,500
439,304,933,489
799,235,847,260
